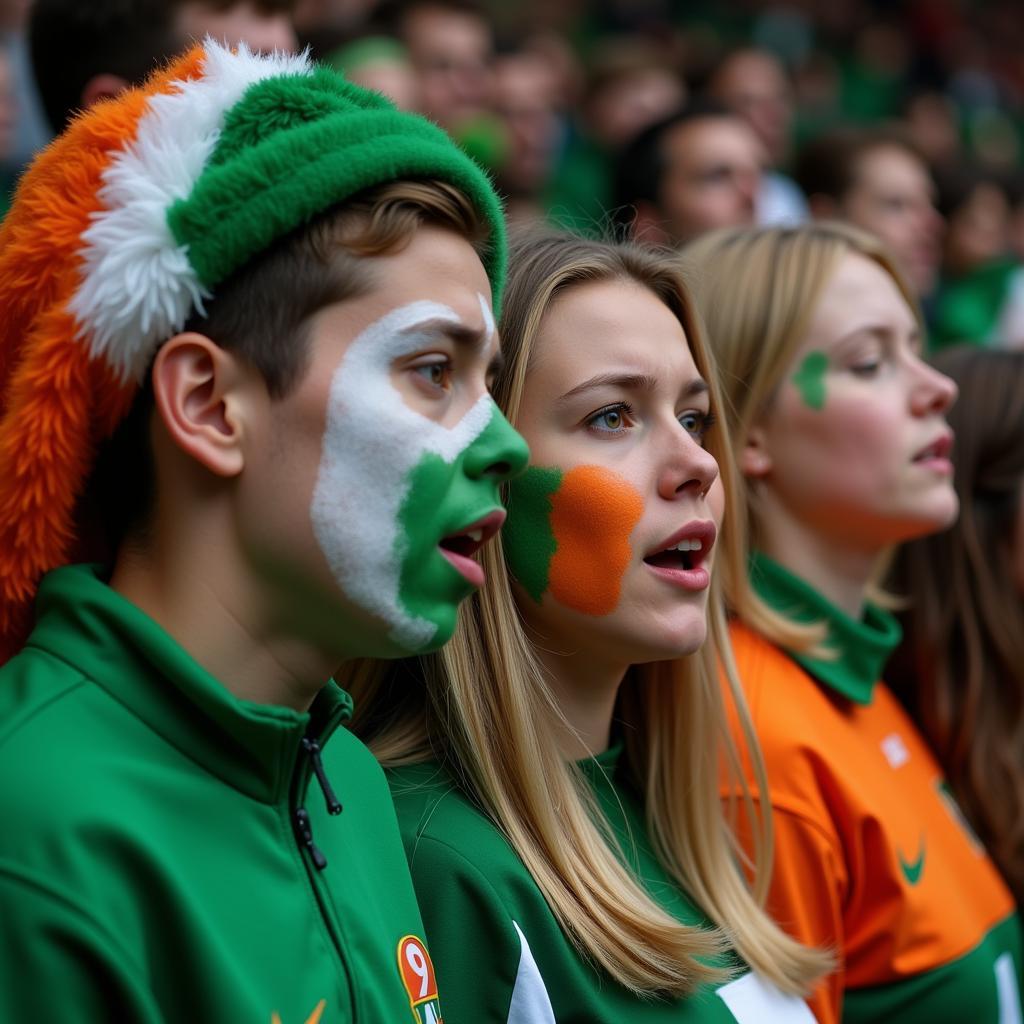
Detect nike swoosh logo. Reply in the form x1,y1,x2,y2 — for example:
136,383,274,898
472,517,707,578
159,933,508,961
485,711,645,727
899,836,926,885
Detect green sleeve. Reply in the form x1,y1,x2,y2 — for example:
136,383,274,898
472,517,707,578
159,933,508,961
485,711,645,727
0,866,162,1022
408,835,531,1023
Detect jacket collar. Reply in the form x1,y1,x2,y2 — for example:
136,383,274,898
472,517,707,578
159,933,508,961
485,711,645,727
749,552,901,705
27,565,353,803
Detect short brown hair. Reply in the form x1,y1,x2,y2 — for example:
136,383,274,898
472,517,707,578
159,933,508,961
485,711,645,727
794,126,926,205
89,178,488,553
30,0,298,131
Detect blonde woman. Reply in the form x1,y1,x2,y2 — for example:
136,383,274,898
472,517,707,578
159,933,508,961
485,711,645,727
347,231,827,1021
683,223,1024,1024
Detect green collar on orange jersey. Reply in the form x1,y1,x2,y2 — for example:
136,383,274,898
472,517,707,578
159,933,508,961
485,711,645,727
749,552,901,705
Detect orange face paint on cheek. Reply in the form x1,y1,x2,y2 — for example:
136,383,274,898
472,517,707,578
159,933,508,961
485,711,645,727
547,465,644,616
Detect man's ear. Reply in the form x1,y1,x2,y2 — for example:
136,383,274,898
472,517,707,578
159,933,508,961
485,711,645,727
151,333,257,479
80,73,130,112
740,423,773,479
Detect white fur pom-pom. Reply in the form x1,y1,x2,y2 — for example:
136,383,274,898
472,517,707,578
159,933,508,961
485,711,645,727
68,39,313,383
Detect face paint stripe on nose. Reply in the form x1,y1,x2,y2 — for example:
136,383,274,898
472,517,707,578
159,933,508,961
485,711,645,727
505,465,644,617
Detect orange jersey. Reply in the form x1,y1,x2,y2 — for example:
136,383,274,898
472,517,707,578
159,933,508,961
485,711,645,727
724,619,1023,1024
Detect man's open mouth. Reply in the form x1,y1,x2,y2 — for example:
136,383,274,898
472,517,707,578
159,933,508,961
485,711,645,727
438,510,506,586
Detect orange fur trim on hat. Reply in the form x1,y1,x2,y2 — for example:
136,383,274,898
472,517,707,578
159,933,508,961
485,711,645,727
0,48,205,661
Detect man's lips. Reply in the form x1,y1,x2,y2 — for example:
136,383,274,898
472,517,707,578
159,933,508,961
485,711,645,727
642,519,717,592
437,509,506,587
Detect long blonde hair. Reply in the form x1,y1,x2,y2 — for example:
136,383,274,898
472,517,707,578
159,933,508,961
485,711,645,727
682,221,920,646
346,231,829,997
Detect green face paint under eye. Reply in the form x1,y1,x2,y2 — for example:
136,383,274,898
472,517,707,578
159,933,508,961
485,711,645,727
792,351,829,411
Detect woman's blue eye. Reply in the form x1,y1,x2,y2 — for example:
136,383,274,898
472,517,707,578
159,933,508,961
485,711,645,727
587,403,632,433
679,409,713,440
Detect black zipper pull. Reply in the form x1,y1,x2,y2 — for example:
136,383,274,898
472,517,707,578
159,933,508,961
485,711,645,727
294,807,328,870
302,736,343,815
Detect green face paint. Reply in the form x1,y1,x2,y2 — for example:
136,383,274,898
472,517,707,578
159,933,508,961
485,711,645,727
792,350,829,410
504,463,645,617
310,300,529,658
396,403,529,649
503,466,562,602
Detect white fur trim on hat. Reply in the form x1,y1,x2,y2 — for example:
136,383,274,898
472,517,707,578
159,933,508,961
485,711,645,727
67,39,313,384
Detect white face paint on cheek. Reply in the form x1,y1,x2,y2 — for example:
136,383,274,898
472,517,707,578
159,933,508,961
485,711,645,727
309,300,495,652
478,291,495,342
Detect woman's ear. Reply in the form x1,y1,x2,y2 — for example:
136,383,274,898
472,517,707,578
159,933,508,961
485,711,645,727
150,332,257,479
740,424,773,479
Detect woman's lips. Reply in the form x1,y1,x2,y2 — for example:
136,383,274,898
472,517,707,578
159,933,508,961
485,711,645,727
642,520,716,593
644,561,711,592
437,509,505,587
912,431,954,476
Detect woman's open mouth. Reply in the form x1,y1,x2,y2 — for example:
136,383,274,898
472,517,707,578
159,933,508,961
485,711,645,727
912,432,954,475
438,510,506,587
642,520,716,592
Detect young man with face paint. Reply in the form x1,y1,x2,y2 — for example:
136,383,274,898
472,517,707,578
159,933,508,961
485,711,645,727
346,231,831,1021
684,222,1023,1024
0,41,527,1022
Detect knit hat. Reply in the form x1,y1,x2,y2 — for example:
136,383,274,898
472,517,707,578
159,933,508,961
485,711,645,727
0,39,507,660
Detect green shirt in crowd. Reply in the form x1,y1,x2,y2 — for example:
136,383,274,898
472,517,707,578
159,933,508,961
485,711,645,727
389,742,817,1022
0,565,442,1023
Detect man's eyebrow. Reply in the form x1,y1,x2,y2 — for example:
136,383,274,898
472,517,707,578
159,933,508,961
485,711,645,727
401,317,488,348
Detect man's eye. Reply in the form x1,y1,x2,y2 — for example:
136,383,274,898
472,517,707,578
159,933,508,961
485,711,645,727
414,361,453,391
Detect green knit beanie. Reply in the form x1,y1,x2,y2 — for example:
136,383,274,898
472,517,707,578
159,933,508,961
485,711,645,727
66,39,508,383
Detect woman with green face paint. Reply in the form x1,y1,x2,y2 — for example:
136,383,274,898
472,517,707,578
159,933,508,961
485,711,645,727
345,231,829,1021
683,222,1024,1024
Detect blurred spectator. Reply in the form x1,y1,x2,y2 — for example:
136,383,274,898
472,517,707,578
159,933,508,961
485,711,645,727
326,35,418,109
795,126,943,299
705,46,808,225
1006,172,1024,267
176,1,296,53
492,46,561,225
839,21,910,123
930,164,1024,350
890,346,1024,907
613,101,763,247
0,45,15,215
292,0,379,54
1,0,48,175
30,0,298,133
385,0,493,133
545,38,684,235
903,89,961,167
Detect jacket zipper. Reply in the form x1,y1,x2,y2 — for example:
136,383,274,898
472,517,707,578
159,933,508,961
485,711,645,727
288,725,360,1019
292,731,343,870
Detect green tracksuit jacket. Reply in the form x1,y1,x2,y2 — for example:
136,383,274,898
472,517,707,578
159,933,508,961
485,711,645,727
389,743,817,1023
0,565,442,1024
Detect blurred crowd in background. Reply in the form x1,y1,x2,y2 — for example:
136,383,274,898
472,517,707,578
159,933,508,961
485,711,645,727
3,0,1024,350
